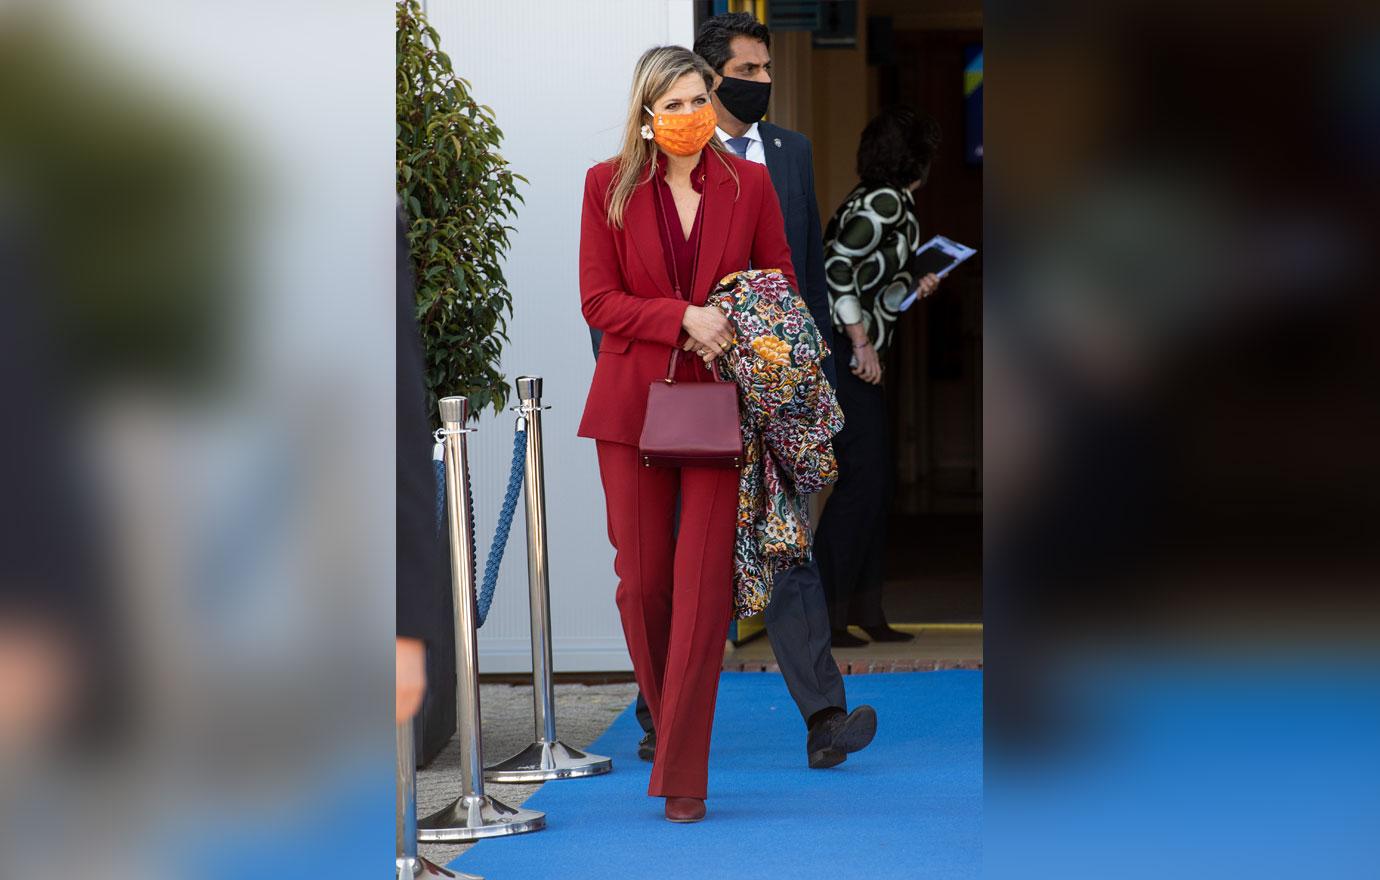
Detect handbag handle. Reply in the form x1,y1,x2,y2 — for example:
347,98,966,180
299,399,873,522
664,347,725,384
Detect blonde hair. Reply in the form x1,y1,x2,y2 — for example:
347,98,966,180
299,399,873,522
605,46,739,228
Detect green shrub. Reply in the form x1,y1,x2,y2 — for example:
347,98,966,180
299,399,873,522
396,0,525,423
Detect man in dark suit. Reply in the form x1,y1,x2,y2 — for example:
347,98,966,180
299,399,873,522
701,16,836,388
694,10,876,770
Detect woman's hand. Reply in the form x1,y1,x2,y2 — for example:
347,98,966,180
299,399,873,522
917,272,941,300
851,340,883,384
844,322,883,385
681,305,734,367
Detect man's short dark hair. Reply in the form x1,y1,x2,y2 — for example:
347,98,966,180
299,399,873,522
694,12,771,74
857,106,942,189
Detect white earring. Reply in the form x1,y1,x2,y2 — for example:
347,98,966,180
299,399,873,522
640,124,654,140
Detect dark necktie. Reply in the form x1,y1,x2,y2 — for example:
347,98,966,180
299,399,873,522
726,136,751,159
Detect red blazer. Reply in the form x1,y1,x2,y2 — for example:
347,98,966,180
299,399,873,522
577,151,798,445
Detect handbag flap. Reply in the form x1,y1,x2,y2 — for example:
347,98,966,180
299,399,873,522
639,380,742,465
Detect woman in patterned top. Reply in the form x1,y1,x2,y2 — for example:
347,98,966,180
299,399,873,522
816,106,942,647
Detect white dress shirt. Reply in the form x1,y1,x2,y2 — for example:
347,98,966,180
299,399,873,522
716,122,766,166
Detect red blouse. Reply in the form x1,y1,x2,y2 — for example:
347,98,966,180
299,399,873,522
651,151,706,301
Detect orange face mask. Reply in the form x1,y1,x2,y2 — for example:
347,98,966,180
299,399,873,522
644,103,719,156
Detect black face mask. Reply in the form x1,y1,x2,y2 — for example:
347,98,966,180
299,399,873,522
715,76,771,126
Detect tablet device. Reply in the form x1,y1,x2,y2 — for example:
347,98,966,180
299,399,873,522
913,245,960,278
901,235,977,310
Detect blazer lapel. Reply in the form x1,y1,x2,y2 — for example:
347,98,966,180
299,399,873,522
624,174,675,299
760,123,791,208
692,151,735,305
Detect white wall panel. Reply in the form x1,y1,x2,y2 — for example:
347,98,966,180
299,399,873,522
425,1,695,671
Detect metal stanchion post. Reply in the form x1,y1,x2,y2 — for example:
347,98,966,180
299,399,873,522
418,396,545,842
486,377,613,783
396,717,419,879
398,717,482,879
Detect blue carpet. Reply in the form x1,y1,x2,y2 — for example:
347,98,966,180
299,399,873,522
449,671,982,879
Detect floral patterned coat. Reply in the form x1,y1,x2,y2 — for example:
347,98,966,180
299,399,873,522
709,270,846,618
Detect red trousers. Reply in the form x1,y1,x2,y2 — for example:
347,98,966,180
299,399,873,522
596,439,738,799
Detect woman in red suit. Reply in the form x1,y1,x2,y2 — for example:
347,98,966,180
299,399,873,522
578,45,796,823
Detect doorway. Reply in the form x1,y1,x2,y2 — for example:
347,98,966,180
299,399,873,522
877,24,983,624
769,5,983,626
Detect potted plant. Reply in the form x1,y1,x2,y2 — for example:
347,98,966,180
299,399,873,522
397,0,525,423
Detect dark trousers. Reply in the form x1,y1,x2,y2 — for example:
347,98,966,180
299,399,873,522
765,560,848,721
815,360,893,629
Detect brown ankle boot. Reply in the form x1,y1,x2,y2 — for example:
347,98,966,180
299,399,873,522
664,797,706,823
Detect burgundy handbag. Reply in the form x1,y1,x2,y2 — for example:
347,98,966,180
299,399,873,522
638,349,743,469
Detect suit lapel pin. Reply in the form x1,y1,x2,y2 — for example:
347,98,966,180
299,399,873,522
773,137,782,148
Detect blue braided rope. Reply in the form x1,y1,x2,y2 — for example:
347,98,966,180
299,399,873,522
475,428,526,627
431,428,527,627
432,454,446,538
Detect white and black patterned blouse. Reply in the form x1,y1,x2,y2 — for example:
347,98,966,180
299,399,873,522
822,184,921,356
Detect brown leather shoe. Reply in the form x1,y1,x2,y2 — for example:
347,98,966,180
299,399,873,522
664,797,706,823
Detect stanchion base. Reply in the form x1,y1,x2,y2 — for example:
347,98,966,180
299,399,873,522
417,793,545,843
484,739,613,783
398,854,483,879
